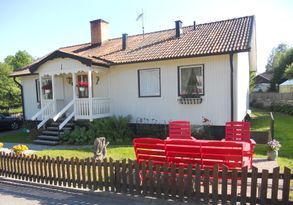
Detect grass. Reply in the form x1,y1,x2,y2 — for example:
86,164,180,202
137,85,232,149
36,145,135,160
250,108,293,170
0,131,31,143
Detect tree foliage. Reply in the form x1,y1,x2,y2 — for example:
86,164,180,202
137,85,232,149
4,50,33,71
0,63,21,109
266,43,288,71
272,48,293,86
284,63,293,79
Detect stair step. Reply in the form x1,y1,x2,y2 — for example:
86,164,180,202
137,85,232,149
37,135,60,141
50,122,74,127
46,126,59,131
42,130,64,136
33,139,60,146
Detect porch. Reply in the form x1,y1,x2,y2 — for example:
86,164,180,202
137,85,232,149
31,64,111,130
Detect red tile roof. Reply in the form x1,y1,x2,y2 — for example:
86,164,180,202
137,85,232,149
11,16,254,77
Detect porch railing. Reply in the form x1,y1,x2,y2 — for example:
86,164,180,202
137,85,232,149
75,97,110,120
31,99,56,129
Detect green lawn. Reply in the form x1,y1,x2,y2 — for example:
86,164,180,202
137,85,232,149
0,131,31,143
251,108,293,169
36,145,135,160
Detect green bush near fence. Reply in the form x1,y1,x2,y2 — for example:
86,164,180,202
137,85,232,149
62,115,134,145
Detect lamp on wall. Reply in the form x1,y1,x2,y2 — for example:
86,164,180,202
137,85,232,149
66,76,73,85
96,76,100,85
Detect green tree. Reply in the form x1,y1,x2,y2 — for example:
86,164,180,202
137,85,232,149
249,71,256,92
266,43,288,71
272,48,293,87
284,63,293,79
0,63,21,110
4,50,33,70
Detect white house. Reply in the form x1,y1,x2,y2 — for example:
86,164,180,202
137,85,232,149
11,16,257,143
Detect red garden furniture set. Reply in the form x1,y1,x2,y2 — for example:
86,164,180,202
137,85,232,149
134,121,255,171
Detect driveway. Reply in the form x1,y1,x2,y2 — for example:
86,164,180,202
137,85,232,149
0,179,187,205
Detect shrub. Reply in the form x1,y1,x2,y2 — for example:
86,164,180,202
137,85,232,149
270,103,293,115
62,115,134,145
88,115,133,143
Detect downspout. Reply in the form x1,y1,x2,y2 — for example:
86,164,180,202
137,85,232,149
13,77,25,120
229,53,234,121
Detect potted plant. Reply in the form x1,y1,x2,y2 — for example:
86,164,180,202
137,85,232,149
78,81,88,92
12,144,29,155
267,139,281,161
42,83,52,94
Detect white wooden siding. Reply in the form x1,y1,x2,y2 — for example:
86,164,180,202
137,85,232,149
21,75,40,120
110,55,231,125
235,52,250,121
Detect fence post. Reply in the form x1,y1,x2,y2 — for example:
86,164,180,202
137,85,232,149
270,112,274,140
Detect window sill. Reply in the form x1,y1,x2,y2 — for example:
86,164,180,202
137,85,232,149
178,97,202,104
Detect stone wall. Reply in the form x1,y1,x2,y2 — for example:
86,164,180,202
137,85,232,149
250,92,293,107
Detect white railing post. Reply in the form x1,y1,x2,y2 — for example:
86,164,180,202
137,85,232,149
72,72,77,120
39,75,43,120
88,70,93,121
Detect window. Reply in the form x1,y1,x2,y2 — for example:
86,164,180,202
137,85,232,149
35,79,40,103
178,64,204,97
138,68,161,97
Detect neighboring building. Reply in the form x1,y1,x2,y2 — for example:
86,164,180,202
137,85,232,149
11,16,257,132
254,71,273,92
280,79,293,93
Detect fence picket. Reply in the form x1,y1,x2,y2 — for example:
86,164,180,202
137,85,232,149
141,161,147,195
91,158,97,190
221,165,228,204
81,159,86,189
109,158,115,192
86,158,92,190
204,167,210,204
240,166,248,205
97,160,103,190
271,167,280,204
128,159,134,194
155,164,161,197
66,158,71,187
231,169,238,205
148,161,154,196
115,160,121,193
194,164,201,202
212,164,219,205
61,157,66,186
76,158,81,188
162,162,169,198
134,160,141,195
71,158,76,187
170,163,177,199
250,166,258,205
282,167,291,204
178,166,184,201
56,157,62,186
52,158,57,185
103,158,109,191
260,169,269,205
121,159,127,193
186,164,193,202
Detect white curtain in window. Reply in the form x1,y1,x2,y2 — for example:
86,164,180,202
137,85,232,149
139,69,160,96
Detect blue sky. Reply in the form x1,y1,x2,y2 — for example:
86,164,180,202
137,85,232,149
0,0,292,73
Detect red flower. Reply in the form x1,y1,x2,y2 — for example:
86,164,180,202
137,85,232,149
78,82,88,87
202,117,209,123
42,84,52,90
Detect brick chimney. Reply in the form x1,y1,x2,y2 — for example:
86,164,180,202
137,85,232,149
90,19,109,45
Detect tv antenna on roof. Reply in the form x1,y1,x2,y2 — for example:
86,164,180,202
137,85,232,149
136,9,144,37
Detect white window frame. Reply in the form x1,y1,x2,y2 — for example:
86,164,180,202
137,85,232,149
138,68,161,97
178,64,204,96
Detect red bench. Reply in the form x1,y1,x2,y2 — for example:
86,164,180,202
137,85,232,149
133,138,166,166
